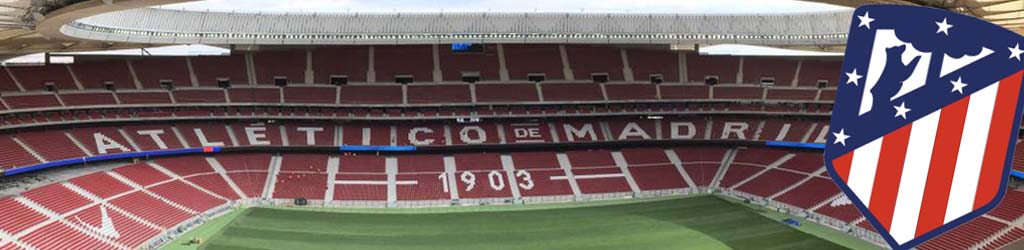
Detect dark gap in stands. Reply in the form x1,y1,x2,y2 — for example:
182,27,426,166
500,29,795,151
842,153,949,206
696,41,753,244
395,75,414,84
274,76,288,87
217,78,231,89
591,73,609,83
330,75,348,85
704,75,719,86
461,71,481,83
527,73,545,83
160,79,174,90
104,81,116,91
649,74,664,84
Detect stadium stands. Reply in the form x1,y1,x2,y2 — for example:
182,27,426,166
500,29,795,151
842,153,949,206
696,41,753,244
566,45,624,81
6,65,76,91
130,57,191,89
474,83,540,103
626,48,679,83
253,50,306,85
374,45,433,83
503,44,564,80
312,47,369,83
1,138,1023,249
60,92,118,106
439,44,500,81
191,55,248,87
3,46,1021,250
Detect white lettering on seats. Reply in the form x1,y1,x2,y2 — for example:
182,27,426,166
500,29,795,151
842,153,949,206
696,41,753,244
136,130,168,149
94,133,130,154
815,125,831,143
618,122,652,140
563,123,598,142
669,122,697,139
409,127,435,145
296,127,323,145
194,128,225,147
459,126,487,144
720,122,749,140
245,127,270,145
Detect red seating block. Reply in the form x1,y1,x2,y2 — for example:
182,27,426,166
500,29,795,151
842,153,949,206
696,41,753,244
68,172,133,199
192,55,247,87
6,65,75,91
272,173,326,199
21,222,119,250
21,184,90,215
474,83,539,102
110,192,193,228
149,181,226,212
0,198,47,234
59,92,117,106
112,163,171,187
312,47,369,83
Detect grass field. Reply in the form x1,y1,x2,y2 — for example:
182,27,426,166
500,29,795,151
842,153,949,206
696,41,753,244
164,196,876,250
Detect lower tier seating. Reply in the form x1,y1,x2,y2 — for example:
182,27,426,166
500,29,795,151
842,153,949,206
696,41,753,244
0,146,1022,250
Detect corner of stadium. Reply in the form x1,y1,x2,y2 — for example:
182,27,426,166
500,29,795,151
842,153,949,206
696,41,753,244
0,0,1020,249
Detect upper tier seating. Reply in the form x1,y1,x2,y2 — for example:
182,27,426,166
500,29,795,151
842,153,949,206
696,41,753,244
71,59,135,90
439,44,500,81
59,92,117,106
2,94,61,109
687,55,739,84
627,48,679,83
339,85,402,104
130,57,190,89
474,83,540,103
504,44,564,80
253,50,306,85
374,45,433,83
191,55,248,87
6,65,76,91
541,83,604,102
566,45,624,81
407,84,472,104
312,47,369,83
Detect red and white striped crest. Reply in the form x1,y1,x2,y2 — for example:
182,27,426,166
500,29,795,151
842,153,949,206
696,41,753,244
827,5,1024,249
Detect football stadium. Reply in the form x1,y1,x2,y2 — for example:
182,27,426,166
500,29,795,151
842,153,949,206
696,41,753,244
0,0,1021,249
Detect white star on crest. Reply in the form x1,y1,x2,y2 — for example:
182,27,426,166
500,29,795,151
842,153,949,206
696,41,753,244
1010,43,1024,61
832,129,850,146
936,18,953,35
950,77,967,94
845,69,862,86
857,12,875,29
894,102,911,119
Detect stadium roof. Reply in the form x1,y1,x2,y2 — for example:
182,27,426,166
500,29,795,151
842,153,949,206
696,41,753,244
812,0,1024,33
0,0,1018,57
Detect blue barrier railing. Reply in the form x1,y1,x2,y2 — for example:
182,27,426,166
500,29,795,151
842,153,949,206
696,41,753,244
13,142,1024,180
340,145,417,152
3,147,221,176
3,145,424,176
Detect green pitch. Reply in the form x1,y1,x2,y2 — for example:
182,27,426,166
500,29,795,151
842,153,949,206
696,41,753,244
165,196,876,250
